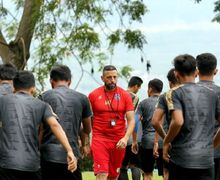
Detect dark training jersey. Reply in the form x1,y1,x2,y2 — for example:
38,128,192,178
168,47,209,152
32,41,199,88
166,82,220,168
39,86,92,163
138,96,163,149
155,93,169,131
197,80,220,159
0,92,55,171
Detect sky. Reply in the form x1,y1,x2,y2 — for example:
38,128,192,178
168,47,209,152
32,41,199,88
2,0,220,100
67,0,220,100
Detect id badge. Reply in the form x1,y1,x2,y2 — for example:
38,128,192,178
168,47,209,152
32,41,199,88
110,119,116,127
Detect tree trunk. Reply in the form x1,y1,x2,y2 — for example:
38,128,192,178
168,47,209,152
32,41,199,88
0,0,42,69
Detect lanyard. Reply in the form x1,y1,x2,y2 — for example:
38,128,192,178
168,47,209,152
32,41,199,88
104,89,120,119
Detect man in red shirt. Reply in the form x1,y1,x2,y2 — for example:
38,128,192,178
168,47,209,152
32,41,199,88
89,65,135,180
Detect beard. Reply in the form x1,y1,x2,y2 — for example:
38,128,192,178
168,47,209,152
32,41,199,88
105,83,116,91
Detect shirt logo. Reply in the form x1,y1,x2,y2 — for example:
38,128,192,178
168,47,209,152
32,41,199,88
114,94,120,101
98,95,102,100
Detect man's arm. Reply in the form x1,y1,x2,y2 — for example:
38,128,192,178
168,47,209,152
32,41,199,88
47,116,77,172
214,117,220,148
152,108,166,139
116,110,135,149
163,110,183,162
80,117,92,157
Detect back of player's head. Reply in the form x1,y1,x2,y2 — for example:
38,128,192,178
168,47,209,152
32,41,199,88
173,54,196,76
13,71,35,90
148,78,163,93
167,68,178,85
0,63,17,80
50,65,71,81
128,76,143,87
196,53,217,75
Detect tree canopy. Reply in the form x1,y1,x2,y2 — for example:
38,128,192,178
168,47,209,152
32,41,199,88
0,0,147,89
0,0,220,89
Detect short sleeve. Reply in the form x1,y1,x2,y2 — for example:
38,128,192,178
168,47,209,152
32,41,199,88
216,95,220,120
165,89,182,111
82,96,92,119
124,91,134,111
137,101,144,117
156,94,166,111
43,103,58,122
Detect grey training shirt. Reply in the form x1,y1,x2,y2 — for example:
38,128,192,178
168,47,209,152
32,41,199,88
166,82,220,168
197,80,220,159
39,86,92,163
138,95,163,149
0,92,55,171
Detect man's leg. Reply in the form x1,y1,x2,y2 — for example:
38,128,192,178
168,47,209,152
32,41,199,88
118,145,131,180
130,166,141,180
140,148,154,180
96,173,108,180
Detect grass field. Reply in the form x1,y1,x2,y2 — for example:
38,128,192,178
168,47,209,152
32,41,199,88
82,171,163,180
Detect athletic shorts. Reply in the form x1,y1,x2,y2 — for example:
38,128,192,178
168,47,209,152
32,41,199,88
215,157,220,180
140,147,163,176
0,167,41,180
121,144,141,168
41,160,82,180
169,161,214,180
91,139,126,178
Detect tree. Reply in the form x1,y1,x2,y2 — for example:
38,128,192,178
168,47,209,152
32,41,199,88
0,0,147,89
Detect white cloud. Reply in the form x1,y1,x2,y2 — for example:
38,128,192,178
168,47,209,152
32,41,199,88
139,21,220,33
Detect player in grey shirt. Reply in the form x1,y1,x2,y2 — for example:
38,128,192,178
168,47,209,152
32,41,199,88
0,63,16,96
39,65,92,180
137,78,163,180
152,68,179,180
196,53,220,180
0,71,77,180
164,54,220,180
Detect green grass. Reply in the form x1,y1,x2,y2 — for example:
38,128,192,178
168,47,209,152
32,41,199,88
82,171,163,180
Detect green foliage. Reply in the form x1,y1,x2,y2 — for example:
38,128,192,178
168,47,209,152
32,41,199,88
1,0,147,89
119,65,133,81
212,1,220,23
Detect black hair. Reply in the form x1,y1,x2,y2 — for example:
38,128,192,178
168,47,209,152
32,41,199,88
50,65,71,81
13,71,35,90
167,68,178,85
102,65,117,74
0,63,17,80
173,54,196,76
128,76,143,87
196,53,217,75
148,78,163,93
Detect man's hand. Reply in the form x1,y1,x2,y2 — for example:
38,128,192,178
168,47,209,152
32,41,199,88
116,136,128,149
163,142,171,162
81,144,91,158
131,142,139,154
153,142,159,158
67,151,77,173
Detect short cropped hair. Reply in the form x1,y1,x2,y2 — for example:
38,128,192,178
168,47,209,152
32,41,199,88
148,78,163,93
13,71,35,90
128,76,143,87
173,54,196,76
196,53,217,75
102,65,117,74
0,63,17,80
50,65,71,81
167,68,178,85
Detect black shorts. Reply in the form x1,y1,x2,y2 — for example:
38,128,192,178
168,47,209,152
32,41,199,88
169,161,214,180
0,167,41,180
214,157,220,180
41,160,82,180
121,144,141,168
140,147,163,176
